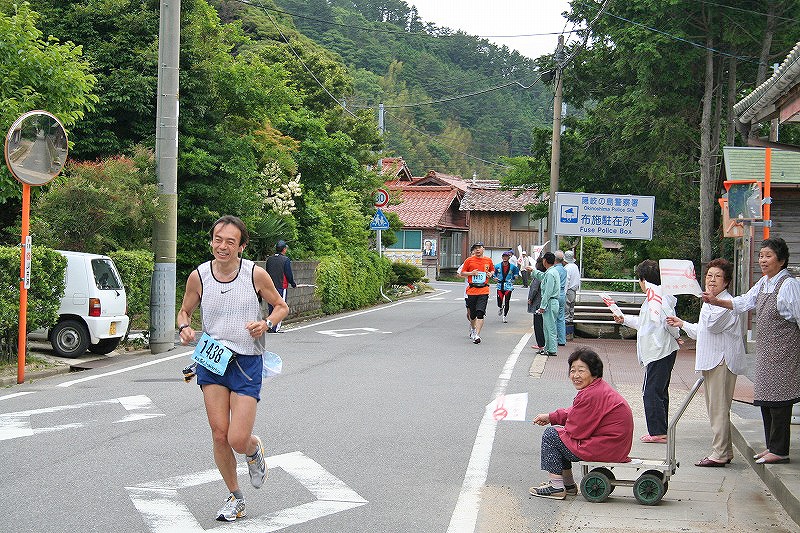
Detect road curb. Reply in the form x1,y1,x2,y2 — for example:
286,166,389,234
731,417,800,528
0,365,72,387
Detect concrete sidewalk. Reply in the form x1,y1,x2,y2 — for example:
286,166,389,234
537,337,800,530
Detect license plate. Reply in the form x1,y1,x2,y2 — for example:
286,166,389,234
109,322,116,335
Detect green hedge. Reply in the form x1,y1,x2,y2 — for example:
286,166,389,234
315,250,392,314
390,262,424,285
0,246,66,362
109,250,153,331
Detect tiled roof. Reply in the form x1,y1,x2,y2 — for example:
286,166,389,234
383,186,462,228
380,157,413,180
460,183,543,212
734,41,800,124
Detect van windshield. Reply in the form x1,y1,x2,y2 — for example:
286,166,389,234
92,259,123,290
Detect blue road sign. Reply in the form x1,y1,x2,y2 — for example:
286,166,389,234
370,208,390,230
554,192,655,240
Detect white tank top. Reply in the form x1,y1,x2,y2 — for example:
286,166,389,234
198,258,265,355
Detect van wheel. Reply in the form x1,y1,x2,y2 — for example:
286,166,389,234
50,320,89,357
89,338,120,355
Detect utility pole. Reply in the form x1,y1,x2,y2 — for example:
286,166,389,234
150,0,180,354
548,35,565,253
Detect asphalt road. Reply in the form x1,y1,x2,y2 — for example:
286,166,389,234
0,281,794,532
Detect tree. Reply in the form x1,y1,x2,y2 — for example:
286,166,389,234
0,1,98,205
30,147,164,253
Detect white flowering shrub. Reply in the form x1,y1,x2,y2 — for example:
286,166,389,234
256,161,302,216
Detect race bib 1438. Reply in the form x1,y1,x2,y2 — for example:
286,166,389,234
192,333,233,376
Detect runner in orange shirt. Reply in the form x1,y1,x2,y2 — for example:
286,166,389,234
459,242,496,344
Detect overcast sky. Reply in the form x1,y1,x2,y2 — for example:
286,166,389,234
408,0,572,60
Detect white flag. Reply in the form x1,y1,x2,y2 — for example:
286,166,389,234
598,292,624,318
659,259,702,297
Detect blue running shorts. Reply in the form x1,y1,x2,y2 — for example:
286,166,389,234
197,353,263,401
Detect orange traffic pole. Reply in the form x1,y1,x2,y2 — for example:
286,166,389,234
17,183,30,384
763,148,771,239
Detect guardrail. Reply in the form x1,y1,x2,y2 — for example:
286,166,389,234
573,278,643,333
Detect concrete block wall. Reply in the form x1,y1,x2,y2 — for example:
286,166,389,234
256,260,322,321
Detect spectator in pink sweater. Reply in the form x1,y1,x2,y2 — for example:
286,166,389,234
530,347,634,499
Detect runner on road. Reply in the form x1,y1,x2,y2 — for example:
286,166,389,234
459,242,496,344
177,215,288,522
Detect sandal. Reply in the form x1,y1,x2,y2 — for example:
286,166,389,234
695,456,727,467
753,449,770,460
755,452,790,464
640,434,667,443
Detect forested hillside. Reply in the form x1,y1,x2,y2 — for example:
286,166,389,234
3,0,800,274
217,0,553,179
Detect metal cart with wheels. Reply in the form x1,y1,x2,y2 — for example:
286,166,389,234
578,376,705,505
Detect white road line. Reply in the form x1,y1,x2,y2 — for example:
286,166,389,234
447,332,532,533
0,392,35,402
128,451,367,532
57,350,191,388
285,300,409,331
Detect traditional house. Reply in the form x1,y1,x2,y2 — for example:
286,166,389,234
380,158,545,277
381,160,469,279
459,181,545,263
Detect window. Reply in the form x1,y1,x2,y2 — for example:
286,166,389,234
511,212,547,231
440,232,463,268
92,259,123,290
387,230,422,250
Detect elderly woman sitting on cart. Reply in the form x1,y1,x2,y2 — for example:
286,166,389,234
530,347,634,499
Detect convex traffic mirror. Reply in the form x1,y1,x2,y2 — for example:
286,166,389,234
4,110,68,186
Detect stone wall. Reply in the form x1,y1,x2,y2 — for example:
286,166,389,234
256,260,322,322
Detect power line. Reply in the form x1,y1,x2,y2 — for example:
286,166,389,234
364,73,546,109
603,11,763,65
240,0,358,117
248,3,585,40
695,0,799,22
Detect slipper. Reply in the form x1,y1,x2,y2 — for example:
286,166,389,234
755,453,790,464
695,456,727,467
640,434,667,443
753,449,770,460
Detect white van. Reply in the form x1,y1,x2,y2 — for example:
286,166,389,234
33,250,130,357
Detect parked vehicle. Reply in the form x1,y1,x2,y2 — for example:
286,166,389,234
31,250,129,357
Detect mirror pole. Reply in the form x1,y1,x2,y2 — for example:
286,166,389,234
17,184,30,384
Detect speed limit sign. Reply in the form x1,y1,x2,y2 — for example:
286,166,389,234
373,188,389,208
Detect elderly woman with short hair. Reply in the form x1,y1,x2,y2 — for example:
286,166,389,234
667,258,744,467
704,237,800,464
530,348,634,499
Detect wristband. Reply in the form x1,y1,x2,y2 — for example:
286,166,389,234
265,319,273,330
178,324,190,333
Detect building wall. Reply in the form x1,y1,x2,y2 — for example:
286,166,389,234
770,188,800,267
467,212,541,254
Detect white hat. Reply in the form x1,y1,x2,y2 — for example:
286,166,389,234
564,250,576,263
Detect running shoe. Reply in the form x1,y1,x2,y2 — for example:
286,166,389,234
216,494,246,522
247,435,267,489
469,328,476,340
502,316,507,323
473,335,481,344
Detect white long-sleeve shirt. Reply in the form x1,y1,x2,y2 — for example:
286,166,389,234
679,290,746,374
731,269,800,323
623,292,680,366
